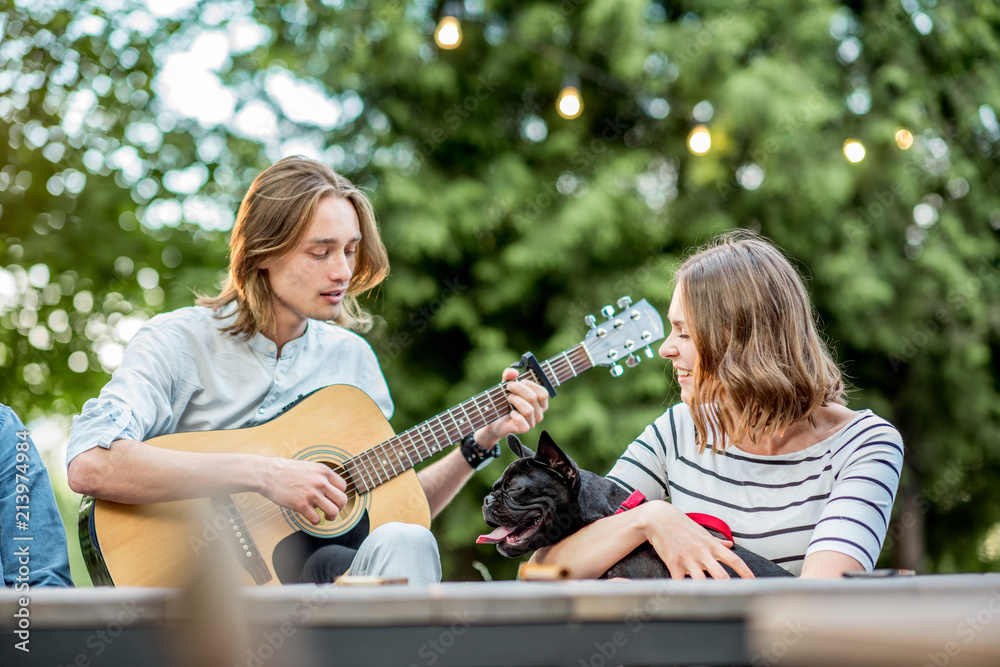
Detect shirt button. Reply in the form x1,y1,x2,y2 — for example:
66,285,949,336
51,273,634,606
268,345,275,354
258,408,265,414
276,373,283,381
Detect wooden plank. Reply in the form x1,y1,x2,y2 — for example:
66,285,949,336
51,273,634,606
3,575,999,666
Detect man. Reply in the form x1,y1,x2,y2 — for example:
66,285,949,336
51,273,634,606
67,156,548,584
1,404,73,587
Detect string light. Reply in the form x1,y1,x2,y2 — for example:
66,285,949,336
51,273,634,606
688,125,711,154
895,127,914,149
434,4,462,50
843,139,866,162
556,74,583,119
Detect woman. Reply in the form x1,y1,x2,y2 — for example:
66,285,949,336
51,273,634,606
532,232,904,578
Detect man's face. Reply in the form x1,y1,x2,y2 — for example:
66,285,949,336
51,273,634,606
261,195,361,342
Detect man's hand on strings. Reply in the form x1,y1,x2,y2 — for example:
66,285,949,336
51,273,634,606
474,367,549,446
259,458,348,525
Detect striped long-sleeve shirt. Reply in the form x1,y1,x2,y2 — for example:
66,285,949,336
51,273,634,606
606,403,904,575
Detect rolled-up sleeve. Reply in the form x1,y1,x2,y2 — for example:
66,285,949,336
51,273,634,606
66,323,185,467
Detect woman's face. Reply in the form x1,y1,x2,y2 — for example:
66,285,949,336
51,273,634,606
659,284,700,405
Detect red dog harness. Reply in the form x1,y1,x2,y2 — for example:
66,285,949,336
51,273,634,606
612,490,734,542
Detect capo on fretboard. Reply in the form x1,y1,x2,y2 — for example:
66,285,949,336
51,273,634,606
514,352,558,398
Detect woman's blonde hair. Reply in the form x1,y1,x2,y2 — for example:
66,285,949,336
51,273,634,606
198,156,389,337
677,231,845,452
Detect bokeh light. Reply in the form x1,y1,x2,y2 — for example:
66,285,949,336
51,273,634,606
895,128,914,149
556,86,583,119
843,139,866,163
434,16,462,49
688,125,711,155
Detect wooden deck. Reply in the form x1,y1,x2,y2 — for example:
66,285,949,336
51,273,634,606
2,574,999,665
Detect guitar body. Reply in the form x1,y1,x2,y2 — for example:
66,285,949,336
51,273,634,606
82,385,430,587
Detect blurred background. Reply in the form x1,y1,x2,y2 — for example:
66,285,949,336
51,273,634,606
1,0,998,586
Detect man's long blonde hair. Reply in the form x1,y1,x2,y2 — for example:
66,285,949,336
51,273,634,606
198,156,389,337
677,232,845,452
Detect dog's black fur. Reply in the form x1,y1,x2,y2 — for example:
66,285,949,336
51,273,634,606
480,431,793,579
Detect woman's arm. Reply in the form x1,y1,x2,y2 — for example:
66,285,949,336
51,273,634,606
802,416,904,575
530,500,754,580
799,550,864,578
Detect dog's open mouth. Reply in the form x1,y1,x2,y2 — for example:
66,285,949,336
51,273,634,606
476,517,542,547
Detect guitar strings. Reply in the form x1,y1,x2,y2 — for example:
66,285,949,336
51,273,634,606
234,348,590,532
235,349,588,532
235,350,587,532
232,386,513,532
233,379,516,530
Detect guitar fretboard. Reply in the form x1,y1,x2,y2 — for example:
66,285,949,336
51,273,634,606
343,344,593,496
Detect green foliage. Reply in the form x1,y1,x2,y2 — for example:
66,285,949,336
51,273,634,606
1,0,998,583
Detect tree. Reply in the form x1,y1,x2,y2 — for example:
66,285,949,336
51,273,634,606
2,0,997,584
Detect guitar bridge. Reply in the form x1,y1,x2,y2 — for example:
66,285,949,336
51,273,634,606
211,496,273,585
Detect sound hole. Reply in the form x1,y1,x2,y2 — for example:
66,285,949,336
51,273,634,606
285,446,368,538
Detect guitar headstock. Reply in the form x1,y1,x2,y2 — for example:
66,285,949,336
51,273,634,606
581,296,665,376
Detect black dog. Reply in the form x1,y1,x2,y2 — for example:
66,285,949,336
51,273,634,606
479,431,792,579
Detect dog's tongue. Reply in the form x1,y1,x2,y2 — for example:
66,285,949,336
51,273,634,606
476,525,517,544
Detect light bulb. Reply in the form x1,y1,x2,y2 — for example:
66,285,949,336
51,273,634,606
556,86,583,119
434,16,462,49
843,139,866,163
688,125,711,155
895,128,913,150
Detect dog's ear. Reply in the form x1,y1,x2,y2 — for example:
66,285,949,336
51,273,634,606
534,431,579,483
506,434,534,458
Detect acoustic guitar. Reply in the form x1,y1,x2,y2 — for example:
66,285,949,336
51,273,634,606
79,297,664,587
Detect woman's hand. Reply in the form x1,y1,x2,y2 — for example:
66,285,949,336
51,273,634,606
636,501,755,580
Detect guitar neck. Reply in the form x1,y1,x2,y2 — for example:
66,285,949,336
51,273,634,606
344,344,593,494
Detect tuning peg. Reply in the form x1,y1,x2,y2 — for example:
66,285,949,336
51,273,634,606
616,296,633,309
644,347,655,358
626,354,641,368
609,363,624,377
584,314,596,329
601,305,615,319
